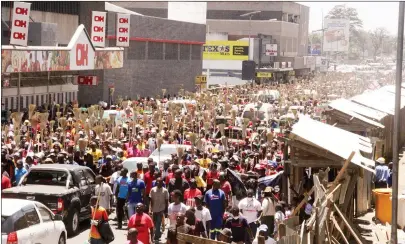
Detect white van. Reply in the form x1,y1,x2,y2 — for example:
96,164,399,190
253,90,280,103
241,103,274,124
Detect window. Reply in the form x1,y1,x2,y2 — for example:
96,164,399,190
128,41,146,60
1,210,28,234
25,96,29,108
148,42,164,60
10,97,14,110
180,44,190,60
37,207,53,222
164,43,178,60
24,170,69,187
41,95,44,105
74,170,88,187
84,169,95,184
5,97,9,111
23,208,41,227
19,97,23,110
31,96,34,105
191,45,202,60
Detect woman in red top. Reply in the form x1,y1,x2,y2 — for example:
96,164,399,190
206,164,219,190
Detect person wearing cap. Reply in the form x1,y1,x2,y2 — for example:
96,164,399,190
217,228,232,243
14,159,28,186
374,157,389,188
261,187,276,237
252,225,276,244
194,195,212,237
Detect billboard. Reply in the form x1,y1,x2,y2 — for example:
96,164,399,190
323,19,350,52
116,13,130,47
203,41,249,60
10,2,31,46
265,44,277,56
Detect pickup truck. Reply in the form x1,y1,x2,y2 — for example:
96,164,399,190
2,164,96,236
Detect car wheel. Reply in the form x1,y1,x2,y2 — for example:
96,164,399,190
66,208,79,236
58,233,66,244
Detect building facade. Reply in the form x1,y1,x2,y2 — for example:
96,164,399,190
1,1,206,108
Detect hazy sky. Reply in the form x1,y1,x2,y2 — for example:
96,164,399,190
301,2,399,35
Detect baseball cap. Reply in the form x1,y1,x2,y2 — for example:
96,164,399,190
258,224,268,232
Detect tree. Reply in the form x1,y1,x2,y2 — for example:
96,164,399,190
326,5,363,33
354,30,370,60
369,27,389,60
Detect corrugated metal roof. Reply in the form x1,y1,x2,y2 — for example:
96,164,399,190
291,116,375,173
351,83,405,115
329,99,385,128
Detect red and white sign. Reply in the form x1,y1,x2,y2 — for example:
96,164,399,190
75,76,98,86
91,11,106,48
10,2,31,46
69,27,95,70
265,44,277,56
116,13,130,47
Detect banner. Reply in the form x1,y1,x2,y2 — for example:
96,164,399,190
116,13,130,47
265,44,277,56
323,19,350,52
91,11,106,47
226,169,247,199
203,41,249,60
257,171,283,194
75,76,98,86
10,2,31,46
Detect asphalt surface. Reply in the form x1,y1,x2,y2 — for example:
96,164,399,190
67,212,168,244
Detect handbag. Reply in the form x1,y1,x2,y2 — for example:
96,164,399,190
97,214,115,243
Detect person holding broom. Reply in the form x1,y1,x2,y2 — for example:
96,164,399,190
89,195,109,244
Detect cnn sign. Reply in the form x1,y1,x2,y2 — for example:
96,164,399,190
91,11,106,48
75,76,98,86
10,2,31,46
116,13,130,47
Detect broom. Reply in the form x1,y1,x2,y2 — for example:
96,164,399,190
50,120,56,133
28,104,36,120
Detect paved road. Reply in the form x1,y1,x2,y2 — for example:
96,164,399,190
67,213,168,244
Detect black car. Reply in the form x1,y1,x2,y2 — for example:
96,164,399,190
2,164,96,236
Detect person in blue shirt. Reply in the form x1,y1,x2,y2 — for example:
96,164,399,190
127,170,145,217
374,157,390,189
204,179,226,240
14,160,27,186
115,168,130,229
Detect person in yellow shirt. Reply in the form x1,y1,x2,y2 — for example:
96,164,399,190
198,152,212,169
88,142,102,165
89,196,109,244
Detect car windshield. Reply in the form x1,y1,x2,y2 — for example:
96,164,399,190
243,111,266,120
24,170,69,187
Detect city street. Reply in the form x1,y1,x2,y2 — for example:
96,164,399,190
67,213,168,244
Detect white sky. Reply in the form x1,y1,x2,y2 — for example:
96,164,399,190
301,2,399,35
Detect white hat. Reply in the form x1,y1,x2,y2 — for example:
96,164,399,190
376,157,386,164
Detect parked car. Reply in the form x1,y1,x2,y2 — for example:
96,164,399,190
1,198,67,244
2,164,96,236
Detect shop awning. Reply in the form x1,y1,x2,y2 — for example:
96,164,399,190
328,99,385,128
291,116,375,173
2,24,124,73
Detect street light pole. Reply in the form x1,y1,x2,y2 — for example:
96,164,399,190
391,2,404,243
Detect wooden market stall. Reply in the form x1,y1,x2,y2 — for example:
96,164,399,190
283,116,375,243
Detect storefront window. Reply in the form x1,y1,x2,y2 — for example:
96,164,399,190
128,41,146,60
148,42,163,60
191,45,202,60
180,44,190,60
165,43,178,60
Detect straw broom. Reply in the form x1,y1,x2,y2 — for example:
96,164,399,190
28,104,36,120
50,120,56,133
58,117,68,147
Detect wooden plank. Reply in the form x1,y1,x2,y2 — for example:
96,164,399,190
288,139,345,162
338,172,351,205
330,215,349,244
333,203,366,244
292,186,315,216
342,171,359,211
299,220,306,244
327,151,355,195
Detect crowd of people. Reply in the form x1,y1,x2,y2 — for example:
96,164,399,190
1,71,397,244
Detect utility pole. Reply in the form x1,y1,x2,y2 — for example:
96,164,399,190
391,2,404,243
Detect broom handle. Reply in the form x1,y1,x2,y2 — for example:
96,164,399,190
88,182,103,240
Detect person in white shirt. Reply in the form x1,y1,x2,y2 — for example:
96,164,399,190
167,190,188,228
95,175,113,213
238,189,262,244
252,225,277,244
261,187,276,237
274,204,285,236
194,195,212,237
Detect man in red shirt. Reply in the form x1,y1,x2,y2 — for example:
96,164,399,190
1,172,11,190
206,164,219,190
128,203,154,244
143,160,156,211
183,179,202,208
